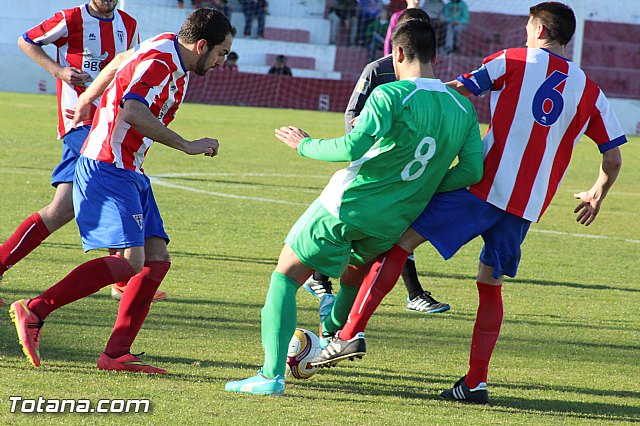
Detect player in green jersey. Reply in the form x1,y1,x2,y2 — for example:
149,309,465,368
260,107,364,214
225,18,484,396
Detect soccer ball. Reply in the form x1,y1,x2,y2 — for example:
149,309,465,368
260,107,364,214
286,328,322,379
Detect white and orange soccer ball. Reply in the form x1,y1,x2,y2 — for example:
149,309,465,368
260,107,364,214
286,328,322,379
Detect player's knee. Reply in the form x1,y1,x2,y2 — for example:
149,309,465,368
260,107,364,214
122,250,145,274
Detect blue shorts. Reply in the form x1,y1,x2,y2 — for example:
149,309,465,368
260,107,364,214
411,189,531,279
73,156,169,252
51,125,91,187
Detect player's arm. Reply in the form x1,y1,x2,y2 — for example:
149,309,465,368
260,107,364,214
121,99,219,157
345,63,376,132
445,79,472,98
437,115,484,192
573,147,622,226
275,126,376,162
72,49,136,127
18,35,90,86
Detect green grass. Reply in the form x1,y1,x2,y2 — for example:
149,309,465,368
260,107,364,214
0,92,638,425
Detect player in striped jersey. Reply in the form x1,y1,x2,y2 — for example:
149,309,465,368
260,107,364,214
0,1,166,304
10,9,235,374
311,2,626,404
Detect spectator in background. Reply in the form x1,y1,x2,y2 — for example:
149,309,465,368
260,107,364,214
444,0,468,54
356,0,383,46
268,55,292,76
328,0,359,45
193,0,229,16
223,51,239,71
386,0,407,15
422,0,445,50
240,0,268,38
383,0,421,55
365,9,388,61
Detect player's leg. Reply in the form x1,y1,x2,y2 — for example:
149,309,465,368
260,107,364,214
100,179,171,373
440,211,531,404
311,232,421,367
303,270,336,324
10,157,146,367
10,249,139,367
225,244,312,395
99,238,170,374
0,127,88,301
320,263,369,338
402,253,451,314
312,189,497,367
226,199,351,395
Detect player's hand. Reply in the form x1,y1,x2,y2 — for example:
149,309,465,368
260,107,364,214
57,67,91,86
573,190,602,226
275,126,309,150
71,92,94,127
186,138,219,157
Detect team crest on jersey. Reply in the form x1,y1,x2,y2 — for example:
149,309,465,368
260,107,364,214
117,30,124,44
356,78,370,95
132,214,144,230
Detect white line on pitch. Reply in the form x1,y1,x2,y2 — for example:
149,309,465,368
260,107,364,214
530,229,640,244
150,172,330,179
150,178,308,206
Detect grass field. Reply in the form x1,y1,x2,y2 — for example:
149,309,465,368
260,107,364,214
0,92,638,425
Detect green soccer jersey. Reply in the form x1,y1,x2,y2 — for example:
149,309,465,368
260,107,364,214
298,77,483,240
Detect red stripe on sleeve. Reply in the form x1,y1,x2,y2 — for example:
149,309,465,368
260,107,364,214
25,11,65,43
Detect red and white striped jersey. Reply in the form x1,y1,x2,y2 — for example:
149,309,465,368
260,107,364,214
457,48,627,222
23,4,139,138
81,33,189,174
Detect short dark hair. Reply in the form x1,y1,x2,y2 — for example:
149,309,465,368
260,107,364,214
178,8,236,49
529,2,575,46
227,51,238,60
397,8,431,26
391,19,437,63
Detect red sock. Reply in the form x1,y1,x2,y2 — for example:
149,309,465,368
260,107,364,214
339,245,409,340
104,261,170,358
0,213,51,274
28,255,136,320
465,282,503,388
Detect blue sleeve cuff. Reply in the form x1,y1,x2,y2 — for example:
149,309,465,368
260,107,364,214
456,75,482,97
598,135,627,153
22,32,43,46
120,93,149,108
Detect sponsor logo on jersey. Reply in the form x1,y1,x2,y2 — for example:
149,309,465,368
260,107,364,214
117,30,124,44
89,32,96,41
357,78,370,95
82,49,109,61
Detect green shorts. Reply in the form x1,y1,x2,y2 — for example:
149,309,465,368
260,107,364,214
285,199,397,278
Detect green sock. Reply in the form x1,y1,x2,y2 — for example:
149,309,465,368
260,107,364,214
261,271,299,378
322,282,359,336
